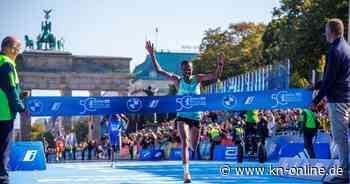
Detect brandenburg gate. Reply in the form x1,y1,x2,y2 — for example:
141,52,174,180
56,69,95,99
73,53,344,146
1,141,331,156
17,9,132,141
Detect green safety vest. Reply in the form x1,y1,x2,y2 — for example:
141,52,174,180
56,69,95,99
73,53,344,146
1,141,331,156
234,127,243,135
209,128,220,138
233,126,243,141
304,109,316,129
0,54,19,121
235,127,243,134
246,110,259,124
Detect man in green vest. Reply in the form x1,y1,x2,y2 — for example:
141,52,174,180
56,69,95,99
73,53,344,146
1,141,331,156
0,36,26,184
232,123,244,144
208,124,221,160
300,108,318,159
244,110,259,154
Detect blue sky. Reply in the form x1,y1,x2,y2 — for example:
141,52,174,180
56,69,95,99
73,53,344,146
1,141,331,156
1,0,279,71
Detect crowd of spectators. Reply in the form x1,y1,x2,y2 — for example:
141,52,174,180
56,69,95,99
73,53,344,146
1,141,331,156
43,100,330,162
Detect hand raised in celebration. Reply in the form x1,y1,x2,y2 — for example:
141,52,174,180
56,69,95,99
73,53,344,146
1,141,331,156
145,41,155,55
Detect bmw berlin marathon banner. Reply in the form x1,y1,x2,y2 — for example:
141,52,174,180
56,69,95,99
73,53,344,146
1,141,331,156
27,89,312,116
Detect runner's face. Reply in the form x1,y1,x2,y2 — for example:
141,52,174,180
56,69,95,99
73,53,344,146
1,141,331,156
181,62,193,78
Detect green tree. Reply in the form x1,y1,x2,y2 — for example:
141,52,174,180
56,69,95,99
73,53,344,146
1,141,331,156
262,0,348,80
167,84,177,95
193,22,266,82
31,121,47,140
290,71,310,88
74,121,89,143
42,131,55,148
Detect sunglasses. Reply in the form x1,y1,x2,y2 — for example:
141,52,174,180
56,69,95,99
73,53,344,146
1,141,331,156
10,45,21,52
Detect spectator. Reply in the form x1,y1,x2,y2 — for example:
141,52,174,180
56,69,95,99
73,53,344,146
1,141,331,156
0,36,26,184
65,131,77,160
87,140,94,160
42,136,49,162
257,113,269,146
244,110,259,154
208,124,221,160
299,109,318,159
311,18,350,184
80,143,86,161
267,111,276,136
55,136,65,161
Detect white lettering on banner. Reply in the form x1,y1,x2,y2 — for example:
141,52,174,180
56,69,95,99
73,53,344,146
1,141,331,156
111,124,119,131
176,95,207,111
50,102,62,112
220,164,343,177
244,96,255,105
80,98,111,114
23,150,38,162
175,150,181,156
154,151,162,158
225,146,237,160
27,89,311,116
148,100,160,109
143,152,151,158
271,91,303,108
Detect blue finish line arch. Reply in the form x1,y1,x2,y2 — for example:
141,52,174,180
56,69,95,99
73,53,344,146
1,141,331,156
26,89,312,116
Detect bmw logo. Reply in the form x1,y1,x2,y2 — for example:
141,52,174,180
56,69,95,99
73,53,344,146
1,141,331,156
223,95,236,108
27,99,44,113
126,98,143,112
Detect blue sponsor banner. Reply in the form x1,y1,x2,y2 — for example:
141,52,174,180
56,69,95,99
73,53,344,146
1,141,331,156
266,133,331,160
213,145,237,161
152,149,164,160
199,140,210,159
8,141,46,171
169,148,194,160
278,158,335,181
266,140,282,161
139,149,153,160
139,149,164,160
279,143,330,159
27,89,312,116
316,132,331,143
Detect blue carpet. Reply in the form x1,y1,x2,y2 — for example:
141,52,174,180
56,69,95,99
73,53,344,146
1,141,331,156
10,161,320,184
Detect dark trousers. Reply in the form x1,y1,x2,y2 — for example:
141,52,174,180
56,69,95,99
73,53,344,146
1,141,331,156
304,128,316,159
87,149,92,160
63,150,66,160
81,149,85,160
196,143,201,160
129,146,133,160
190,143,201,160
45,151,49,163
0,120,14,177
73,147,76,160
244,123,257,153
210,141,220,160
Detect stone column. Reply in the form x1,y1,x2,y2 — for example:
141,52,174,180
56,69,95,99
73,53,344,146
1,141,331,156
61,88,72,134
89,90,101,142
20,90,32,141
